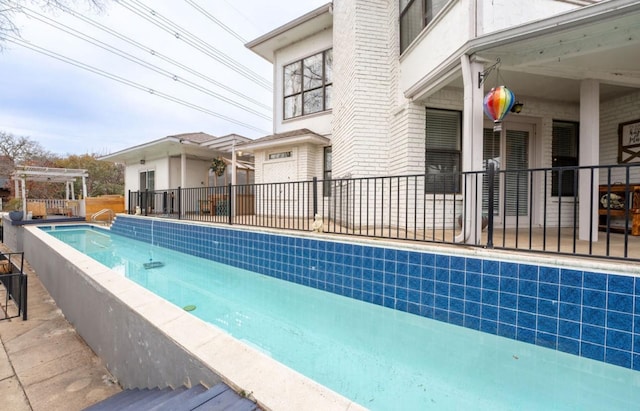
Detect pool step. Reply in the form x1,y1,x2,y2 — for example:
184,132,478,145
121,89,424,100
83,382,258,411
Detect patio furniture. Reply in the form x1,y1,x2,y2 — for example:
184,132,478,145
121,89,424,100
598,184,640,235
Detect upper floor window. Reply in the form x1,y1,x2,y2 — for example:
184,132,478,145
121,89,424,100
400,0,449,53
323,146,332,197
283,49,333,120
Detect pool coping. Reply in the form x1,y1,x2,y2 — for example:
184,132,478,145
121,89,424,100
23,224,367,411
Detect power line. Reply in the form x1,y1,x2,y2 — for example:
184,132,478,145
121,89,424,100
53,2,271,111
183,0,247,44
117,0,272,90
18,5,271,121
5,35,269,134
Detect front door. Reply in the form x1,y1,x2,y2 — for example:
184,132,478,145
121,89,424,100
483,122,533,226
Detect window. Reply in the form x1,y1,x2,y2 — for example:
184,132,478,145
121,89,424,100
323,146,332,197
552,121,579,197
139,170,154,191
268,151,292,160
283,49,333,119
425,108,461,193
400,0,449,53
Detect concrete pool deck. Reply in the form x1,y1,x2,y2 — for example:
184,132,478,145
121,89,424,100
0,245,121,411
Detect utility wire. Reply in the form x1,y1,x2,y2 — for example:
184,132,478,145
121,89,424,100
53,2,271,111
5,35,269,134
117,0,272,90
183,0,247,44
18,5,271,120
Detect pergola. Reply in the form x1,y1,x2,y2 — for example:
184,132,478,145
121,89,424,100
11,166,89,219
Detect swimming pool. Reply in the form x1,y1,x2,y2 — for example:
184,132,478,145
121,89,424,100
41,224,640,410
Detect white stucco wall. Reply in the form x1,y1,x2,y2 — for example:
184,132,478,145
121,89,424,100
273,29,333,136
168,157,211,189
480,0,586,34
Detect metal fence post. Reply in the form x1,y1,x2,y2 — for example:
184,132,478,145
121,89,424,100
177,187,182,220
22,275,27,321
312,177,318,217
228,183,233,225
128,190,132,214
487,163,495,249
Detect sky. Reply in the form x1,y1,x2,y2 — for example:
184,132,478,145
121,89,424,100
0,0,328,156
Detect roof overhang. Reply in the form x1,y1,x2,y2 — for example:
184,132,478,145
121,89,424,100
237,132,330,153
246,3,333,62
405,0,640,103
100,136,222,165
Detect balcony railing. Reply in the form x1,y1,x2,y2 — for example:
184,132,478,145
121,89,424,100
129,163,640,262
0,252,28,321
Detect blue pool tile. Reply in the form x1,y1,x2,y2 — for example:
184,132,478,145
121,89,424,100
582,307,605,327
516,327,535,344
396,274,408,289
499,292,517,309
435,268,449,282
636,297,640,315
466,272,481,288
539,266,560,284
434,309,448,322
498,324,516,339
608,293,633,313
408,276,420,290
583,289,606,309
560,269,583,287
536,332,557,349
450,256,465,271
538,283,559,300
482,289,498,306
421,279,434,293
518,296,537,313
582,324,605,345
608,275,635,295
421,266,435,280
582,342,605,361
465,301,480,317
499,307,517,325
538,316,558,334
408,289,420,304
396,250,409,264
421,292,434,308
500,278,517,294
408,263,421,278
483,275,499,291
605,348,632,368
538,299,559,317
466,287,481,302
450,297,464,313
407,303,420,315
606,329,632,351
518,280,538,297
420,304,434,318
517,312,536,330
435,281,449,296
395,287,408,302
480,319,498,334
450,284,464,300
559,319,580,340
558,337,580,356
607,311,633,332
634,354,640,371
500,262,518,278
481,304,498,321
395,300,408,312
483,260,499,276
408,251,421,265
435,254,450,268
559,302,581,322
450,270,465,285
421,253,435,267
449,312,464,326
435,295,449,310
583,271,607,290
466,258,482,273
518,264,538,281
383,296,395,309
383,248,395,261
560,286,581,305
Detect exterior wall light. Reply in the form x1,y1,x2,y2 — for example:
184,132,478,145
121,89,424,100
511,102,524,113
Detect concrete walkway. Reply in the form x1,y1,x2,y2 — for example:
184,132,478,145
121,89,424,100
0,247,121,411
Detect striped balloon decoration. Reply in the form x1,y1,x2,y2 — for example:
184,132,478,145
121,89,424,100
483,85,515,125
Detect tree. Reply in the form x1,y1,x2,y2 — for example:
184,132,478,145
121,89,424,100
0,0,105,50
55,154,124,196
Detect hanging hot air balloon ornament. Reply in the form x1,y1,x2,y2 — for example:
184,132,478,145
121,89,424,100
483,85,515,131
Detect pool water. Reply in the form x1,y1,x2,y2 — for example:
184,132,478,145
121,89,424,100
43,225,640,410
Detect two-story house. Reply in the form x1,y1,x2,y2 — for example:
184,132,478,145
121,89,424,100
242,0,640,244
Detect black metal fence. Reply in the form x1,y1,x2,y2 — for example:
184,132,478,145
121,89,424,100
129,163,640,262
0,252,28,321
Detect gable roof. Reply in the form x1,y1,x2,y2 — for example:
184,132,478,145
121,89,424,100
236,129,330,152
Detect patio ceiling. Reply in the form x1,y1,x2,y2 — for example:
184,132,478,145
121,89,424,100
409,0,640,104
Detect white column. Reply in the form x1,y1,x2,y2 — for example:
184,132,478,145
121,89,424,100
82,176,88,198
457,55,485,244
181,152,187,189
21,177,27,219
579,79,600,241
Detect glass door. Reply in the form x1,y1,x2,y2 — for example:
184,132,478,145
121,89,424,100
483,122,532,226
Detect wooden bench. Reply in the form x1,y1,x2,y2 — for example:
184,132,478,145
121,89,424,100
598,184,640,235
